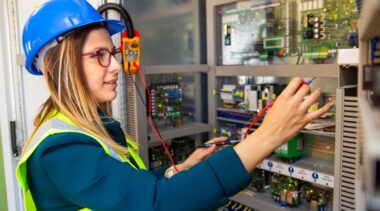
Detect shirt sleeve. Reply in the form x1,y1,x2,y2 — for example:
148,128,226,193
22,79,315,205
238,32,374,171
150,165,170,178
37,134,251,211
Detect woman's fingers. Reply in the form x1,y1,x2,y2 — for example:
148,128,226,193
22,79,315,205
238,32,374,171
304,102,335,122
197,144,217,159
182,143,218,169
205,144,217,154
300,88,321,110
204,136,228,144
279,77,304,98
292,84,311,103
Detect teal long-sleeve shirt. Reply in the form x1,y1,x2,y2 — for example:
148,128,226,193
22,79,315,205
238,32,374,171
27,118,251,210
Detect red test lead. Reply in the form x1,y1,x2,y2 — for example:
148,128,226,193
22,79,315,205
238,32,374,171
243,78,316,139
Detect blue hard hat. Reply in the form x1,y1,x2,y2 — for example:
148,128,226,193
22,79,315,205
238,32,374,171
22,0,125,75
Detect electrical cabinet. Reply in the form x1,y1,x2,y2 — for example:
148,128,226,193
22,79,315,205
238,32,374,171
121,0,364,210
1,0,377,209
357,0,380,210
120,0,209,167
122,0,206,65
207,0,360,210
124,66,212,168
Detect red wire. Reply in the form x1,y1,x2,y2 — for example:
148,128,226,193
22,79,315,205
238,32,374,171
133,62,179,173
243,80,310,139
243,101,275,139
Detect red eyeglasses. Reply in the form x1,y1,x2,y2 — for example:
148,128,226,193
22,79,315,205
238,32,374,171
82,48,122,67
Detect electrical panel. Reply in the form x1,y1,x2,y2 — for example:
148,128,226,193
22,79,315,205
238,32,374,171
212,62,339,208
205,0,360,209
132,67,210,172
217,0,358,65
122,0,365,209
146,73,195,130
149,136,195,170
215,76,337,210
145,71,208,164
248,170,334,209
150,83,184,127
218,199,258,211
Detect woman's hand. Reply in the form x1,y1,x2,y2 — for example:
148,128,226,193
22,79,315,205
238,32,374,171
234,77,335,172
257,77,334,146
176,137,229,171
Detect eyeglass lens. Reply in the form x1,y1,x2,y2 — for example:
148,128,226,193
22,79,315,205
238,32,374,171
97,49,122,67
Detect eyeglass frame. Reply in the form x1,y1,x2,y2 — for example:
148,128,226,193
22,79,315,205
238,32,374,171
82,48,122,67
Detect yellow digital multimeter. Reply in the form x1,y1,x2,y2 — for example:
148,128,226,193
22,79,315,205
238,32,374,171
121,30,140,74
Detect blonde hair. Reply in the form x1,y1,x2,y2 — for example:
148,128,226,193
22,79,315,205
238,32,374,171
21,24,130,158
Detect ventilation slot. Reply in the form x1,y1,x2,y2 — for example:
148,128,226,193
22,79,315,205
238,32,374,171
126,74,138,140
215,7,223,66
338,96,358,210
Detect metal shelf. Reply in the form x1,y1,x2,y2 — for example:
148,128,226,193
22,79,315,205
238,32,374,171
300,129,335,138
216,107,251,114
257,155,335,188
216,116,335,137
216,117,253,125
359,0,380,39
215,64,339,78
143,65,209,75
231,189,314,211
148,122,211,144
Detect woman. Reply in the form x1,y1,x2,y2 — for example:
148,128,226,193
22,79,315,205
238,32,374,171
17,0,334,210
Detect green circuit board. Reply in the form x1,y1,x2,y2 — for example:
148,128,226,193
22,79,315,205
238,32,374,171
300,0,358,59
218,0,358,65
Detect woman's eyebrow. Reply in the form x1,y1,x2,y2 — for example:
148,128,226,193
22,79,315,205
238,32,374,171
84,46,115,52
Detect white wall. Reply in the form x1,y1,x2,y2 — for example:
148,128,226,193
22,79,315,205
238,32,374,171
19,0,50,137
0,0,22,209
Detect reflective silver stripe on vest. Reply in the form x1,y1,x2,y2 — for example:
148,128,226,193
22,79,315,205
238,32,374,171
27,118,122,162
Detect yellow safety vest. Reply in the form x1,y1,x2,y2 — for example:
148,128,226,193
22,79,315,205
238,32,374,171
16,112,146,211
